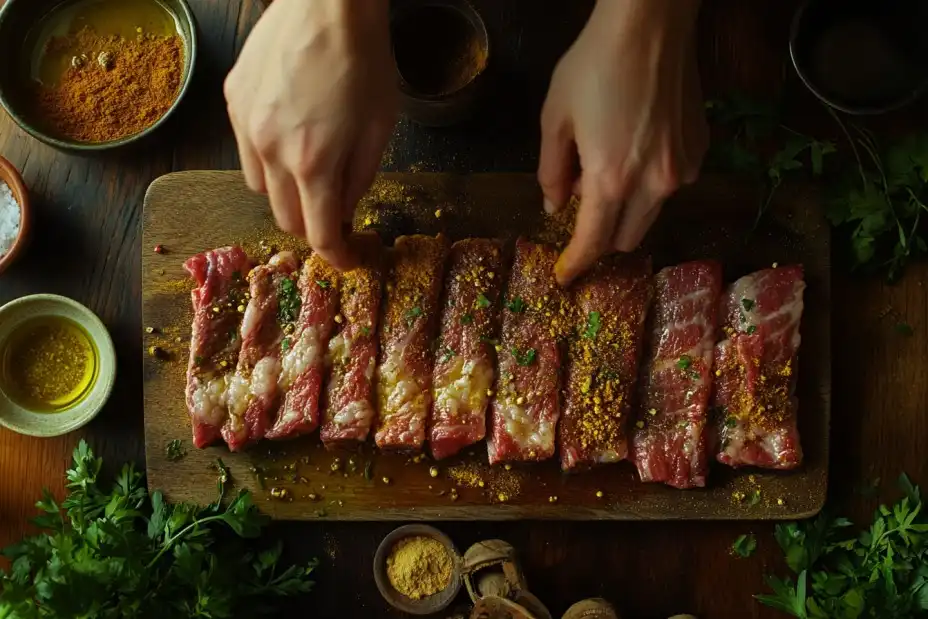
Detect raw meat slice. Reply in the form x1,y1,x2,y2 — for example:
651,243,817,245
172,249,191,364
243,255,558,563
487,238,570,464
320,233,384,448
631,260,723,489
183,246,252,448
429,239,503,460
559,254,653,471
374,234,449,451
265,252,340,440
713,265,805,469
223,251,299,451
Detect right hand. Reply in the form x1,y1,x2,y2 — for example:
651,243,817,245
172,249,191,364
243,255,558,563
225,0,397,270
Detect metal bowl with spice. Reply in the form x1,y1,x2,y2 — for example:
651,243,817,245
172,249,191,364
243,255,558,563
374,524,463,615
0,294,116,437
0,0,197,151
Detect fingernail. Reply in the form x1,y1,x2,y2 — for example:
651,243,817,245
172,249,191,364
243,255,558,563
543,198,556,215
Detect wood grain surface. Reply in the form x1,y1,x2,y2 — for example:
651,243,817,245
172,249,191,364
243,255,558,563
142,171,830,521
1,0,926,616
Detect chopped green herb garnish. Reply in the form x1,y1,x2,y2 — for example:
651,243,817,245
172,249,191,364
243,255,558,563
746,325,757,335
895,322,915,336
460,313,474,325
316,279,331,289
725,416,737,428
747,490,762,506
583,311,601,339
677,355,693,371
194,355,204,365
360,326,371,337
277,277,301,324
476,293,491,309
405,306,423,327
512,347,537,366
441,346,456,363
742,298,755,312
281,338,291,351
165,439,186,462
732,534,757,558
506,297,526,313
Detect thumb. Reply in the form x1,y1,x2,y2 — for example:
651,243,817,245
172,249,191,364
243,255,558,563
538,104,575,215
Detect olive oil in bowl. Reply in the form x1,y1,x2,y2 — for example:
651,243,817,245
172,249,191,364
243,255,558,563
0,315,99,413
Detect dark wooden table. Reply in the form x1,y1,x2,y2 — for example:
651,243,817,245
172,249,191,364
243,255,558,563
2,1,926,617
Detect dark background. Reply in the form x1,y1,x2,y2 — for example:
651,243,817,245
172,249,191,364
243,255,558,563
2,0,928,617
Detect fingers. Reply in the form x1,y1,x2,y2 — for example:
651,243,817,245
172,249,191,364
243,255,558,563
297,175,357,271
265,167,305,238
554,173,628,287
343,123,393,219
538,105,576,215
612,188,662,252
230,112,267,194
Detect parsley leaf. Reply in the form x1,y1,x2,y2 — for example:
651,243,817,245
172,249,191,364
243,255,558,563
742,298,755,312
747,325,758,335
460,313,474,325
584,311,601,339
315,279,330,289
277,277,301,324
0,441,316,616
440,346,456,363
511,347,537,366
506,297,526,313
405,306,423,327
165,439,186,462
281,337,291,351
476,293,491,309
360,326,371,337
896,322,915,336
732,534,757,558
677,355,693,371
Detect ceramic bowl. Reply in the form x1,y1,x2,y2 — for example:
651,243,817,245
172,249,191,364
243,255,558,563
391,0,490,127
0,156,29,276
0,294,116,437
373,524,463,615
0,0,198,150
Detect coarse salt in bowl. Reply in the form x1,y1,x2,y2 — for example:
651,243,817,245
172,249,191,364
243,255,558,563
0,155,29,276
0,179,21,257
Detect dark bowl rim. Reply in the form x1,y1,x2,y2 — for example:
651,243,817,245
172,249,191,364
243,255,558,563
389,0,490,103
788,0,928,115
373,524,463,616
0,0,199,151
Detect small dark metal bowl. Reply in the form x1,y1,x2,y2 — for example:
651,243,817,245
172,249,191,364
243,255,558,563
0,0,198,151
789,0,928,115
373,524,463,615
391,0,490,127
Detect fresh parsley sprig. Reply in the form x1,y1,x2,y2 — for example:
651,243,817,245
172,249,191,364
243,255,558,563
0,441,316,618
757,474,928,618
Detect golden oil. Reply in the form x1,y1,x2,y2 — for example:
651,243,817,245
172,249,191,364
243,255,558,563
0,316,99,413
27,0,181,86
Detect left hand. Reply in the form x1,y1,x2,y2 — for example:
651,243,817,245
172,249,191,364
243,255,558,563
539,0,709,286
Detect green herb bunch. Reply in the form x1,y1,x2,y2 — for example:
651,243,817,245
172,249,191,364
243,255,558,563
758,475,928,618
0,441,316,619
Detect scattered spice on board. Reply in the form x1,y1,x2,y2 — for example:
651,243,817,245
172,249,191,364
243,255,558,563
0,180,20,258
32,27,184,143
386,536,453,600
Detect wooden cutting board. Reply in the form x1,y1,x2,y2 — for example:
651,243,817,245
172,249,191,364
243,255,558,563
142,171,829,520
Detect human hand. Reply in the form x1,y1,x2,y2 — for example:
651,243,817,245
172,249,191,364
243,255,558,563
225,0,397,270
539,0,708,286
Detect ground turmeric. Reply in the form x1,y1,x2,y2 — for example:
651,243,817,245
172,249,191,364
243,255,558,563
386,536,453,600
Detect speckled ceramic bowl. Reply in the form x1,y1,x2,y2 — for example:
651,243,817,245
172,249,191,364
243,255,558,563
0,294,116,437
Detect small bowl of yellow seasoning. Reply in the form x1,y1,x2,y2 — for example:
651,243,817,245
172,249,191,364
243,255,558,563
374,524,463,615
0,294,116,437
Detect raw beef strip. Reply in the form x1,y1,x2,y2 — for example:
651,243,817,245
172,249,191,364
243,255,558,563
320,233,384,448
184,247,252,448
223,251,299,451
713,265,805,469
487,238,570,464
265,252,340,440
559,254,653,471
631,261,723,489
374,234,449,451
429,239,503,460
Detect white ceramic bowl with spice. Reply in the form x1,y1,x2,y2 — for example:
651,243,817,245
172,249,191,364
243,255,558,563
0,294,116,437
374,524,463,615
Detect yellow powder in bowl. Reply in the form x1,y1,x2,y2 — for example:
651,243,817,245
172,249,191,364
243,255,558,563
385,535,453,600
